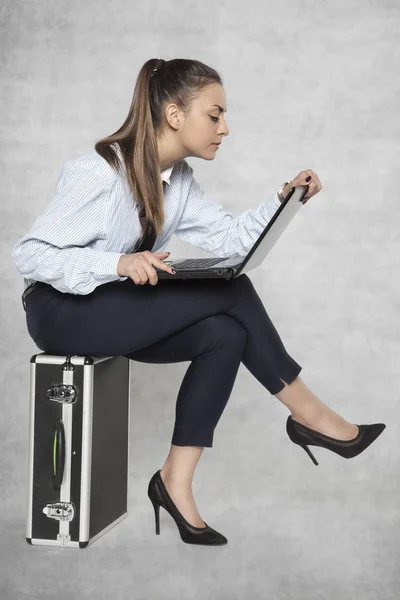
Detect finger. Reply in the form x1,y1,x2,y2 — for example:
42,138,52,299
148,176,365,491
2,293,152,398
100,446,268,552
303,181,317,201
307,171,321,188
161,262,176,274
145,265,159,286
131,267,145,285
152,257,175,274
304,170,322,189
137,266,149,285
291,172,311,187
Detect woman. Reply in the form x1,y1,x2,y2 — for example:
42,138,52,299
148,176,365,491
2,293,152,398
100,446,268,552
12,58,385,546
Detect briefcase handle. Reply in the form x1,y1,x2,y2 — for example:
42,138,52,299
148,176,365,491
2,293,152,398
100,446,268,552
53,418,65,489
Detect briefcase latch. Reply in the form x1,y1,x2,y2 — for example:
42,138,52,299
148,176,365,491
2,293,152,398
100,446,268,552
46,384,77,404
43,502,75,521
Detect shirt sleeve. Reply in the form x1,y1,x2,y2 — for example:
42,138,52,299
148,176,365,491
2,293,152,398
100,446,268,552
174,163,282,261
11,163,128,295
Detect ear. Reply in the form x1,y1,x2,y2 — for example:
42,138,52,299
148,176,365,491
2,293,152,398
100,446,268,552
165,104,181,130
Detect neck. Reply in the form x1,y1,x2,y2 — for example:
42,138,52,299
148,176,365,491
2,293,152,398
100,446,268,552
157,132,187,171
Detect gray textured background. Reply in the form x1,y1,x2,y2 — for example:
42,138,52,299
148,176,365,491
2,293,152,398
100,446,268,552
2,0,399,598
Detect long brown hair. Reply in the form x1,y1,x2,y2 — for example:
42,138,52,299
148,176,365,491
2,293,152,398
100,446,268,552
94,58,223,237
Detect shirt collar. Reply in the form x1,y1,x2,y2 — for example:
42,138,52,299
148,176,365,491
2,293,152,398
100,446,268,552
160,164,174,186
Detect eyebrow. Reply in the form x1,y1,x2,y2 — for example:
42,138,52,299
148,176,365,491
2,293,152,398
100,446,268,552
210,104,227,113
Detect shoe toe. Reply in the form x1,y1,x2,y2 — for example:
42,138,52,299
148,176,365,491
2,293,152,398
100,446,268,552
207,531,228,545
373,422,386,438
207,525,228,545
362,422,386,436
354,422,386,456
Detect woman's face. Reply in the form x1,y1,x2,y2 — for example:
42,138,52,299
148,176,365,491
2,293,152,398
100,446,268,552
170,83,230,161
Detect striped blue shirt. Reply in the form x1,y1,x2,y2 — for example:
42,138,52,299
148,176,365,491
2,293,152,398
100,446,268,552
11,145,282,295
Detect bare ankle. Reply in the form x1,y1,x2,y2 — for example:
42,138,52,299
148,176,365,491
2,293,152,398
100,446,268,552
160,467,192,491
290,408,325,428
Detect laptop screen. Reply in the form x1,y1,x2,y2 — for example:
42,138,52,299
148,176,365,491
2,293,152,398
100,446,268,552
235,185,308,276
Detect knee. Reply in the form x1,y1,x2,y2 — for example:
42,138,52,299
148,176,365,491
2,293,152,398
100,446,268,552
235,273,253,290
204,314,247,353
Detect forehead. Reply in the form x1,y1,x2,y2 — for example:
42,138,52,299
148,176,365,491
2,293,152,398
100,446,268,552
197,83,227,111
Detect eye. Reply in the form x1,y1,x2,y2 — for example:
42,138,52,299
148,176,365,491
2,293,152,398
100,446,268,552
209,116,219,123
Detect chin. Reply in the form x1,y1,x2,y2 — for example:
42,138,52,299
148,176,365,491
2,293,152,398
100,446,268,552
205,148,218,159
191,147,217,160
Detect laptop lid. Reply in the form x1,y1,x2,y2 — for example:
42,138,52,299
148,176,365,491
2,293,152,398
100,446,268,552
218,184,308,276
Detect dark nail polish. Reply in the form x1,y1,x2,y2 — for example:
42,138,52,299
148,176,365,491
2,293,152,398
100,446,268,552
171,269,176,274
306,176,311,182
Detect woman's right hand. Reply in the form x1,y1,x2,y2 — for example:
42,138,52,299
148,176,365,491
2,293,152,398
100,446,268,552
117,251,176,286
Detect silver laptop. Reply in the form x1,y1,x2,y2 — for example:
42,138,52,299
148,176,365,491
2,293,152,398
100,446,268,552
156,185,308,280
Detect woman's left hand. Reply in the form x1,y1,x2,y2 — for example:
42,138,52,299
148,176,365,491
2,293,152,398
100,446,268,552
283,170,322,204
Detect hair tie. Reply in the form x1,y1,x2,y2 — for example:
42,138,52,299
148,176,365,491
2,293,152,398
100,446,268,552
150,58,165,78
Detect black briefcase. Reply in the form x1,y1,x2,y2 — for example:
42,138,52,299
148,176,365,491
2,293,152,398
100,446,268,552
26,353,131,548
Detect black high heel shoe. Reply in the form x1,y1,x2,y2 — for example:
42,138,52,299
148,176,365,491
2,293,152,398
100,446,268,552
147,470,228,545
286,415,386,465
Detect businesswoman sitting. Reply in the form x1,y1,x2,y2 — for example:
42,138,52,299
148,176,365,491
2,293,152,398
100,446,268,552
12,58,386,547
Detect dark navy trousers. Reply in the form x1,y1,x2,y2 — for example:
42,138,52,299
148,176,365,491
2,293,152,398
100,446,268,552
23,274,302,447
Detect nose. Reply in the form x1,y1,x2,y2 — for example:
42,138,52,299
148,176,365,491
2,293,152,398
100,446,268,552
217,120,229,137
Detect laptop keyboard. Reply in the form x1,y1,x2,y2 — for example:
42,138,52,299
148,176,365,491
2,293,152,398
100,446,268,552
167,257,226,269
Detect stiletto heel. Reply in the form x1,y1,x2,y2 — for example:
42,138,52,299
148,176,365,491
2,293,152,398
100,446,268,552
147,470,227,545
286,415,386,464
301,444,319,466
149,497,160,534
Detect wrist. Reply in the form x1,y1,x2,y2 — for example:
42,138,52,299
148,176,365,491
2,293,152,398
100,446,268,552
277,181,291,203
117,254,128,277
283,183,292,198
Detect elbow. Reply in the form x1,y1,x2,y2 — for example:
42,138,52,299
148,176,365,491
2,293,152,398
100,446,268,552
11,246,34,278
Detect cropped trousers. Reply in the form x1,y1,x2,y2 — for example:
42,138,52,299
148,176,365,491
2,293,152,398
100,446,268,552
23,274,302,447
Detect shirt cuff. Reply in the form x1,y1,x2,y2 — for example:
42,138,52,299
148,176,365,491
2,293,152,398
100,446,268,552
94,252,128,282
272,191,283,209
